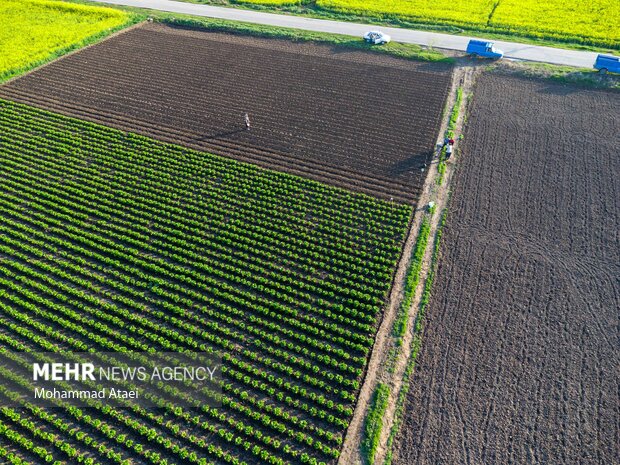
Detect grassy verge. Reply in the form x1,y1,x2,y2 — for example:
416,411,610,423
392,218,430,347
383,209,448,465
163,14,449,61
112,0,618,53
364,214,431,464
67,0,448,62
496,61,620,90
363,382,390,465
437,87,463,185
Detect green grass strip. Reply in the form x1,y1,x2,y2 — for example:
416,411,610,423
383,209,447,465
363,382,390,465
160,15,449,61
447,87,463,138
437,87,463,186
392,217,430,342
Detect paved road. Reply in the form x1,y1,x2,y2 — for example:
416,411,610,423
91,0,599,68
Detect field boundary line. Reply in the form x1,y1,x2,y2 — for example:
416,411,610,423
338,62,481,465
376,63,481,465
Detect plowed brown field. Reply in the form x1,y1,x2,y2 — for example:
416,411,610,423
0,23,452,203
394,74,619,464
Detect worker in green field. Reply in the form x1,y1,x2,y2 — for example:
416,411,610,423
244,113,251,131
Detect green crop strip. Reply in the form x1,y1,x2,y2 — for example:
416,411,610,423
0,98,413,465
392,218,431,347
362,382,390,465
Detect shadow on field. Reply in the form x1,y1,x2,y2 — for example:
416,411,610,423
194,128,246,141
389,151,432,174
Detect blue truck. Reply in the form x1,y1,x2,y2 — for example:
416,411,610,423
466,40,504,59
594,54,620,73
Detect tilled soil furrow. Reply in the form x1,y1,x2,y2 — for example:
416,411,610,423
394,73,619,465
0,22,451,202
0,87,419,202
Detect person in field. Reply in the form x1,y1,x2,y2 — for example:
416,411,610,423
446,143,453,158
442,136,455,159
244,113,251,131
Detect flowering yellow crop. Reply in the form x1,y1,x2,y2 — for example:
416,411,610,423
0,0,129,81
236,0,304,5
491,0,620,47
237,0,303,6
316,0,495,27
316,0,620,48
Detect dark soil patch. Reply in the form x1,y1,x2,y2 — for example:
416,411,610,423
0,23,452,203
394,74,619,464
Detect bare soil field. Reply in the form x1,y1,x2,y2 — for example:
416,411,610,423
0,22,452,203
394,74,619,464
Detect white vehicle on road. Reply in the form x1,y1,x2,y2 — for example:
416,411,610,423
363,31,391,45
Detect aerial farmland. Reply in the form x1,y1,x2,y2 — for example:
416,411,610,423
392,74,619,465
0,1,617,465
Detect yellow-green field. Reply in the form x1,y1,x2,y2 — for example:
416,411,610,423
491,0,619,46
318,0,494,27
237,0,303,5
238,0,618,48
0,0,130,81
316,0,619,47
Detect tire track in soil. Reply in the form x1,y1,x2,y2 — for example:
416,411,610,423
393,73,620,465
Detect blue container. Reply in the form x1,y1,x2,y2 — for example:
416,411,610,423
466,40,504,59
594,54,620,73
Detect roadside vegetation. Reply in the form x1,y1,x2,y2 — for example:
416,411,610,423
0,0,134,82
496,61,620,90
161,15,448,61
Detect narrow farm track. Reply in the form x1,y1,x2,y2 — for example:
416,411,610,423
0,98,416,465
0,22,452,203
394,74,620,465
336,61,476,465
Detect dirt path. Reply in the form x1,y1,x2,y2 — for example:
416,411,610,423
338,60,483,465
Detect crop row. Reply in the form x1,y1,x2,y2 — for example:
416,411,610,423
0,100,412,464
